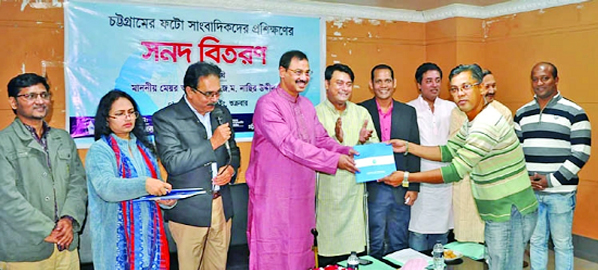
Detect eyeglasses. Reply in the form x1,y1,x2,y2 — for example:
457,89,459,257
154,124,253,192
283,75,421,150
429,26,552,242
191,87,222,98
288,69,313,77
109,111,139,120
449,83,479,94
16,92,52,101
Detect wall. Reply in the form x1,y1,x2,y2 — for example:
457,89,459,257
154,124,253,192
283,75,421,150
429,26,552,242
326,19,426,103
1,0,597,240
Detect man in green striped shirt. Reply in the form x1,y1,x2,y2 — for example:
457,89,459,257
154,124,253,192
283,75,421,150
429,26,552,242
380,64,538,270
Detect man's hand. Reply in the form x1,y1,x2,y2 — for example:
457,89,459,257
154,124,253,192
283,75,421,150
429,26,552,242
387,139,407,153
145,178,172,196
379,171,403,187
337,154,358,173
529,173,548,191
44,229,59,243
210,123,232,150
405,191,418,206
213,165,234,186
348,148,359,157
359,120,373,144
54,217,74,250
335,117,344,143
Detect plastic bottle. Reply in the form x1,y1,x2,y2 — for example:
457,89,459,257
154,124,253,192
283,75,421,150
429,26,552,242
433,241,444,270
347,251,359,270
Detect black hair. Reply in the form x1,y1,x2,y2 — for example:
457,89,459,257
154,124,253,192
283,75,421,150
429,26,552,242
279,50,308,69
183,61,222,91
7,73,50,98
325,63,355,82
7,73,50,114
93,90,155,152
370,64,394,81
415,62,443,84
448,64,483,84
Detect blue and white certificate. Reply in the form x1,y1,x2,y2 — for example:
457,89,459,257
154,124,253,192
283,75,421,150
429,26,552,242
353,143,396,183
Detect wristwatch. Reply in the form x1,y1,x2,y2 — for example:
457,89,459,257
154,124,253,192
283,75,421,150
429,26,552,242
402,171,409,188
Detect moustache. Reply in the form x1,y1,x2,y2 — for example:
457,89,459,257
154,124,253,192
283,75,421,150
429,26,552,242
295,80,307,84
207,103,217,107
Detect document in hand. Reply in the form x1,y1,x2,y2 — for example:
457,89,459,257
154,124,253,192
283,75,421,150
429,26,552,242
353,143,396,183
133,188,206,201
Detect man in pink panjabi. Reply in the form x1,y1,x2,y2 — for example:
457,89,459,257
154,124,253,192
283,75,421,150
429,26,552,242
246,50,359,270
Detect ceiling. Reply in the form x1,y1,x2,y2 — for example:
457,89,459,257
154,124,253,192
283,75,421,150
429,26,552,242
305,0,513,11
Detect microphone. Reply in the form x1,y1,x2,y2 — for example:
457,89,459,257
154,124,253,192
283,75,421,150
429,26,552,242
212,108,231,156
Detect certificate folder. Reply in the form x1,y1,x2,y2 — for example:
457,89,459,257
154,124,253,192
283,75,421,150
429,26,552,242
133,188,206,201
353,143,396,183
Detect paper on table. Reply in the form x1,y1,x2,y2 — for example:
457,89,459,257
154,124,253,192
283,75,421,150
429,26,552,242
353,143,396,183
383,248,433,267
133,188,206,201
443,242,485,260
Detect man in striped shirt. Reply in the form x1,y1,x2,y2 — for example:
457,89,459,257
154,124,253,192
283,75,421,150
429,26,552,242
381,64,538,270
514,62,591,270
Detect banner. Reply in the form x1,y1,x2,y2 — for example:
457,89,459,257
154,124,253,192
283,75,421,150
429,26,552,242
65,0,322,147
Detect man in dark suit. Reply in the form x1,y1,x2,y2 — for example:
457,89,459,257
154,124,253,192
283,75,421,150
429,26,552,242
359,64,420,259
152,61,240,270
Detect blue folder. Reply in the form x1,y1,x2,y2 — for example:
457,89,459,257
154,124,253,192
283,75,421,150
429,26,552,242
353,143,396,183
133,188,206,201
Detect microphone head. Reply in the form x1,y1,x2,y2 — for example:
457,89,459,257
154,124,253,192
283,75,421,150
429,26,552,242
212,107,225,124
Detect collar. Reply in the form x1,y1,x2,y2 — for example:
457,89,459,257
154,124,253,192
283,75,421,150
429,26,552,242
183,95,212,120
322,98,349,116
416,94,441,108
275,85,300,103
23,121,51,138
375,98,394,115
11,118,51,141
110,132,137,148
534,92,562,107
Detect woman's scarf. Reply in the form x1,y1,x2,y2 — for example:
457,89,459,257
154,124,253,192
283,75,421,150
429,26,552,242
104,135,170,270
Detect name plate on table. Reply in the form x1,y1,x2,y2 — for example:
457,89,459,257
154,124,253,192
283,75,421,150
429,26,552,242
133,188,206,201
353,143,396,183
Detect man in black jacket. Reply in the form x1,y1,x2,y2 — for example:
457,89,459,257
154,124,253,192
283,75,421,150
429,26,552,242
359,64,421,259
153,62,240,270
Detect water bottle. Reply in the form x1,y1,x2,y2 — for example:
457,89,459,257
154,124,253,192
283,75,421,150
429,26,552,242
433,241,444,270
347,251,359,270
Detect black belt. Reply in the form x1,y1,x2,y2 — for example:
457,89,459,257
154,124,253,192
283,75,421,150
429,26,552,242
212,191,221,199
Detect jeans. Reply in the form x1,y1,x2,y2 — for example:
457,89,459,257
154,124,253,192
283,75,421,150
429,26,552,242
409,231,449,252
485,205,537,270
368,185,410,259
530,192,576,270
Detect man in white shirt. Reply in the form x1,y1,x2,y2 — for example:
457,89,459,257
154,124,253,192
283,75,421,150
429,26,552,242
407,62,456,251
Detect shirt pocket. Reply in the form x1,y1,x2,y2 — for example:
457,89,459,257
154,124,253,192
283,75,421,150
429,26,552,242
56,149,72,176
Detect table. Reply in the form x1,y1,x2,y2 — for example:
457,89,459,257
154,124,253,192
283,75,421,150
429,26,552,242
337,253,487,269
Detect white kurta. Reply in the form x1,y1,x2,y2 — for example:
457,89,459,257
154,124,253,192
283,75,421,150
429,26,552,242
407,95,456,234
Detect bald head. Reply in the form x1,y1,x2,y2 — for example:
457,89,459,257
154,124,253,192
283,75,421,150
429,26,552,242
531,62,559,101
